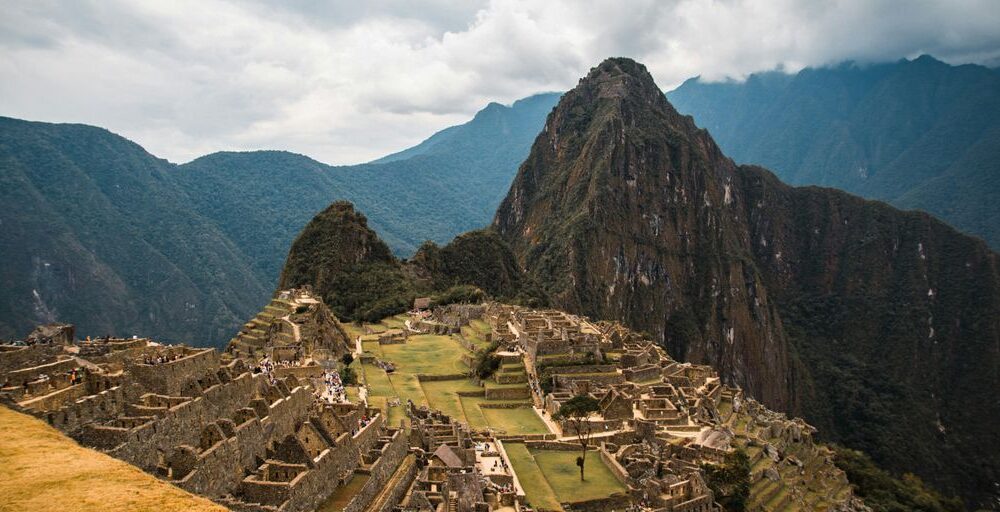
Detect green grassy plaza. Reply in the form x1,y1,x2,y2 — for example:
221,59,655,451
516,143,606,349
504,443,627,511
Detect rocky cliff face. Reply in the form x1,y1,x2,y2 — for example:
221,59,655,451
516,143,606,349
494,57,999,506
495,58,795,410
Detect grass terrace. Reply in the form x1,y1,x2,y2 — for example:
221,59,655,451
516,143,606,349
379,334,469,375
505,443,626,511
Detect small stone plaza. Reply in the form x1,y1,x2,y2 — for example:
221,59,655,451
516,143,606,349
0,289,864,511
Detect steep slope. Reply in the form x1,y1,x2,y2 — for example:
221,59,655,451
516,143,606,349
495,58,795,410
494,57,999,506
668,55,1000,249
0,117,268,345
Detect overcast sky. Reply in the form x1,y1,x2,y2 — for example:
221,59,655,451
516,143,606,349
2,0,999,165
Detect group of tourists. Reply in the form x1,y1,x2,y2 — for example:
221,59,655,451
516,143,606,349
142,353,179,365
319,369,347,404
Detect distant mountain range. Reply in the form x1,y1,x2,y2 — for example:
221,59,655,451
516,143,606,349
668,55,1000,250
0,93,560,345
3,54,999,357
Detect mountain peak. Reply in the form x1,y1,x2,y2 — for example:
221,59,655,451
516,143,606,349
574,57,666,105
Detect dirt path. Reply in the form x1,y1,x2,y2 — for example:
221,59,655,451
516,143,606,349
280,314,301,342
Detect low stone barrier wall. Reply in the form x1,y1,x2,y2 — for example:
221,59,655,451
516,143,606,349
564,494,631,512
416,374,468,382
599,444,630,487
485,386,529,400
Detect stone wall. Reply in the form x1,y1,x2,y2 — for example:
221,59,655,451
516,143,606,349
0,344,63,375
342,428,409,512
46,383,134,433
127,349,219,395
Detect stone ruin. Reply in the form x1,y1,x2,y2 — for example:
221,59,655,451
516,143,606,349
0,295,868,512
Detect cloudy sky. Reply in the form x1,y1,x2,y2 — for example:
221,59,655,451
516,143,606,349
2,0,999,165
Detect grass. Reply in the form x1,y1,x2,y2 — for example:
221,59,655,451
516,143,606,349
481,407,549,434
361,340,382,356
354,326,552,436
386,373,427,406
459,395,491,429
531,449,626,502
379,334,468,375
504,443,563,511
0,406,227,512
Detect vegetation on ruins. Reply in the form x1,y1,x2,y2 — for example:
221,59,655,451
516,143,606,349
430,284,487,307
473,340,502,379
340,365,358,386
701,448,751,511
553,394,600,481
832,446,964,512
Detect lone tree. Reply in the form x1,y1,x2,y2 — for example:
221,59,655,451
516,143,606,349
554,394,600,481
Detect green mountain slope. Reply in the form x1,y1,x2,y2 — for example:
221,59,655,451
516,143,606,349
0,94,560,345
0,117,268,344
668,55,1000,250
494,57,999,508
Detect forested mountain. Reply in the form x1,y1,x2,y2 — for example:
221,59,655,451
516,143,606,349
495,57,999,508
0,93,559,345
0,117,268,345
668,55,1000,250
277,201,545,322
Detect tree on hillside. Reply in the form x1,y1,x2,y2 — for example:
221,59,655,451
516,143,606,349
555,394,600,481
701,449,750,511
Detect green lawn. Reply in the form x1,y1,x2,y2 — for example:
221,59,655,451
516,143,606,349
380,334,468,375
530,449,626,503
459,395,491,429
380,314,409,329
481,407,549,435
362,340,382,356
504,443,563,511
361,362,394,396
421,379,481,421
388,373,428,406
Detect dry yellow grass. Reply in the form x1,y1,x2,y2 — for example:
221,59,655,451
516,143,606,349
0,406,227,512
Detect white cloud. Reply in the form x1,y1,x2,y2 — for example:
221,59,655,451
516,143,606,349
1,0,998,164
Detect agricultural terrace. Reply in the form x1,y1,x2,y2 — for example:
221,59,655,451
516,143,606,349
350,314,550,434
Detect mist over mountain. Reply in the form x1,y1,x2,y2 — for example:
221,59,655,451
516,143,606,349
495,57,999,507
668,55,1000,250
